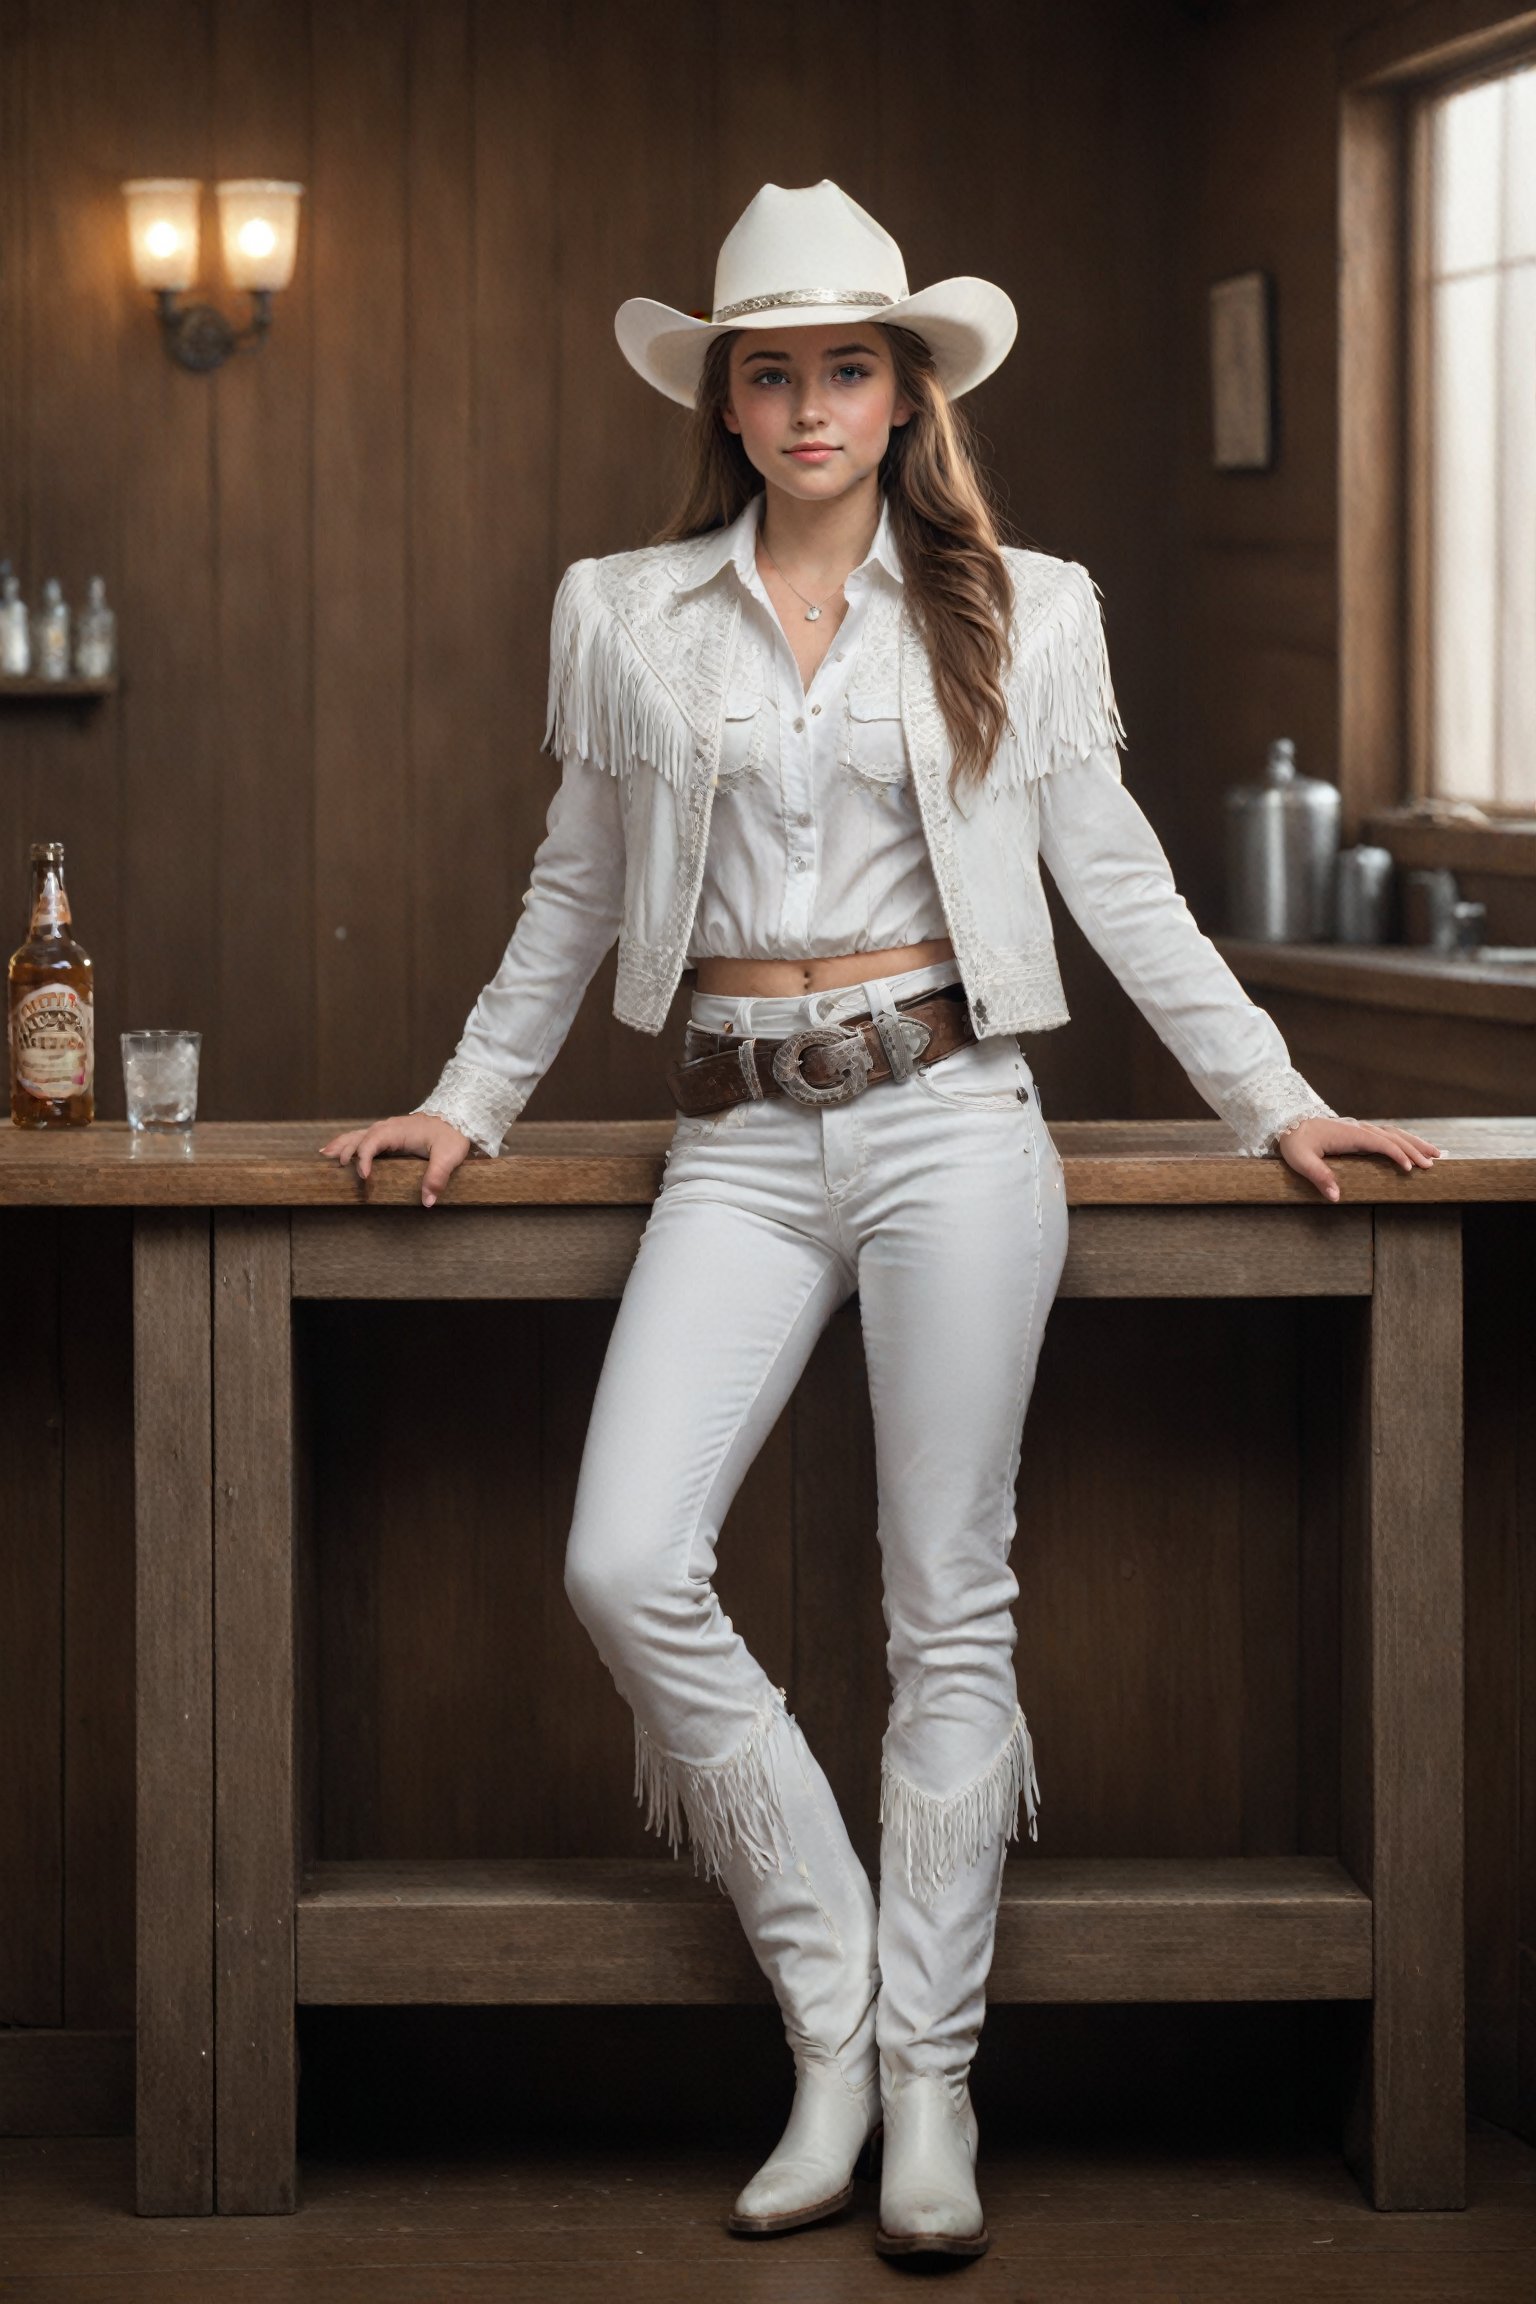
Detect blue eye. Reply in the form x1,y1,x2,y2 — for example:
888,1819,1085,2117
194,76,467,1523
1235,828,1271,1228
834,364,872,382
750,369,788,387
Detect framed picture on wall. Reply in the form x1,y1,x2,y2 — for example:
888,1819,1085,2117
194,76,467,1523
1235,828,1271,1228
1209,269,1274,470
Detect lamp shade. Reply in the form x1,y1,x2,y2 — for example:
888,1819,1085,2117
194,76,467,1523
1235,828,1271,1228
216,179,303,292
122,179,201,292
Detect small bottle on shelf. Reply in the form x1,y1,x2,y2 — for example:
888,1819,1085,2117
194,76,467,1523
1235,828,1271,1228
0,568,30,677
73,576,116,680
9,842,94,1128
37,581,70,680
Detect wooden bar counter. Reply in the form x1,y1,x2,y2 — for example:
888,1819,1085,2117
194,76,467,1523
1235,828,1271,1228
4,1117,1530,2221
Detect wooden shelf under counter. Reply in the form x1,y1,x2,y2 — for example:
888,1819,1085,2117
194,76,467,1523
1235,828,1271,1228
297,1852,1372,2007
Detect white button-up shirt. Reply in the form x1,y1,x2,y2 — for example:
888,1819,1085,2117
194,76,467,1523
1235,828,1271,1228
689,490,948,959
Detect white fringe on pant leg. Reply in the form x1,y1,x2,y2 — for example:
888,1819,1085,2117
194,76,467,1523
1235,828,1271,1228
632,1686,790,1891
879,1704,1041,1906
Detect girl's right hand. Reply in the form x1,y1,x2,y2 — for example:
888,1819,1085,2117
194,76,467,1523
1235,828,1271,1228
318,1114,474,1208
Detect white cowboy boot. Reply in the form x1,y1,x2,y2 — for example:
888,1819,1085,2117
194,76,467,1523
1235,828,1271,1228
875,2069,987,2257
715,1701,883,2235
872,1704,1038,2257
729,2055,883,2233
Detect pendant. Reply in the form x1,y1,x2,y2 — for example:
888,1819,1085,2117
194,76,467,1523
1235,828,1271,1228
804,605,822,622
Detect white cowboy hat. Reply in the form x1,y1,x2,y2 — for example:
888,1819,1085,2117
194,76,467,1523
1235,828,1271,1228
614,179,1017,407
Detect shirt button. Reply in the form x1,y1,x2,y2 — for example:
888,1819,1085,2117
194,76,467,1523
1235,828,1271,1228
797,813,812,827
810,703,822,716
793,717,805,733
793,856,809,872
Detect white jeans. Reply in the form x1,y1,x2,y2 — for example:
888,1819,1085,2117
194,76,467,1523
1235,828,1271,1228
564,958,1071,2091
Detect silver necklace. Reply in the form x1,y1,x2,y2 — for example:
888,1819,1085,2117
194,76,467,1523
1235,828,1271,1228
757,538,847,624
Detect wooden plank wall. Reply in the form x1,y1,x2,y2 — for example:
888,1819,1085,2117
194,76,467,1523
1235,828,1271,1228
0,0,1185,1136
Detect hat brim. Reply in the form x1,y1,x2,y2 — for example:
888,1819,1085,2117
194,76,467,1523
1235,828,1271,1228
614,277,1018,407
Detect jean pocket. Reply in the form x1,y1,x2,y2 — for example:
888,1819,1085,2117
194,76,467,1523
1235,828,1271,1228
912,1033,1032,1111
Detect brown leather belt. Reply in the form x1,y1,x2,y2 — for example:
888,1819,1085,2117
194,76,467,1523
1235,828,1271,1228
665,981,978,1116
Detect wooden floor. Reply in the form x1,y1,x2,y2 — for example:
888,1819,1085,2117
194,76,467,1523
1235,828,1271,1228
1,2122,1531,2301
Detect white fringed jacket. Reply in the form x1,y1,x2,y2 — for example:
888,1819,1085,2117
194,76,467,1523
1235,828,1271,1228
414,506,1335,1160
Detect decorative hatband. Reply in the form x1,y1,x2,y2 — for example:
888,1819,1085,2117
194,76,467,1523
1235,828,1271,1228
711,287,897,322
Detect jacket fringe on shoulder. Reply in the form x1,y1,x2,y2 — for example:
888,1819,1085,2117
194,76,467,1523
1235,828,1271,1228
544,554,701,795
989,554,1129,797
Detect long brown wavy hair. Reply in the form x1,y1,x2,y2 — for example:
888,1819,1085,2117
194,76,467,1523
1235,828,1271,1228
653,324,1017,795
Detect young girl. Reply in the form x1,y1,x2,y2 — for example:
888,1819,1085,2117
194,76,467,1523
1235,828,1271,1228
321,180,1438,2261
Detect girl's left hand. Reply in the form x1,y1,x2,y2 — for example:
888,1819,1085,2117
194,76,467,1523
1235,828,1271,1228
1276,1116,1442,1202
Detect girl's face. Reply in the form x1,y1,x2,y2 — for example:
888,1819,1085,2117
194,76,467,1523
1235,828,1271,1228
721,323,913,504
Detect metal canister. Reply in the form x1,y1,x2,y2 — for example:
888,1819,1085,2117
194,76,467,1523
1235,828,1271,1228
1403,867,1460,951
1334,844,1395,944
1224,738,1342,942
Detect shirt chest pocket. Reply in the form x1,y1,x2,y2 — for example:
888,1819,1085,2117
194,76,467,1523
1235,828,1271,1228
714,686,771,793
840,688,909,789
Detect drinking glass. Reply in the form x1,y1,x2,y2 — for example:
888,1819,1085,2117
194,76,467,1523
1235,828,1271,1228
121,1029,201,1130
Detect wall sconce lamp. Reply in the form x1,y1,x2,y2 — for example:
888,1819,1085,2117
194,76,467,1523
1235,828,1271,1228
122,178,303,372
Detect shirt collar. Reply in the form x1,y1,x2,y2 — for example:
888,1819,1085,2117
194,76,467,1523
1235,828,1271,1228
675,490,904,594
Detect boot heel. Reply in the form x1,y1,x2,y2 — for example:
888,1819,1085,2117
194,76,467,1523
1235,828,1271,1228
856,2121,884,2182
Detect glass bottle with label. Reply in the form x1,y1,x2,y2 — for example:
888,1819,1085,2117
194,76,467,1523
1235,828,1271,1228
9,842,94,1126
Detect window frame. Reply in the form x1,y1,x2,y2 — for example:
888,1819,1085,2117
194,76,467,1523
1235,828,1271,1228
1407,43,1536,815
1338,2,1536,871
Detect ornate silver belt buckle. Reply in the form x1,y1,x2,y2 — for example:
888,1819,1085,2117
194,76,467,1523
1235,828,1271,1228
771,1023,872,1106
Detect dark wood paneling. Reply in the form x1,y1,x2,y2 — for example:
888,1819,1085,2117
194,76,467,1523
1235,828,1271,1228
0,2030,133,2136
1462,1209,1536,2139
793,1304,885,1874
406,1,478,1102
538,1302,663,1859
116,5,220,1096
211,0,316,1120
311,0,411,1118
60,1209,135,2029
456,6,569,1113
0,1,126,1102
1020,1298,1304,1859
0,1210,63,2026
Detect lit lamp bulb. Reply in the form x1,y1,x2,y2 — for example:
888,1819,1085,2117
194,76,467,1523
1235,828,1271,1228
122,179,201,292
216,180,302,293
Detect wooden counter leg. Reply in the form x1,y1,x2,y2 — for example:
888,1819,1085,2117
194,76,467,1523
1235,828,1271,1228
1342,1208,1465,2208
213,1212,297,2214
134,1212,215,2215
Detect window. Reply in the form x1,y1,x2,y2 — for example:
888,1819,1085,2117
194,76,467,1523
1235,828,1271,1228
1411,58,1536,811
